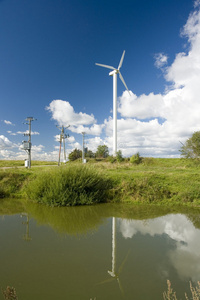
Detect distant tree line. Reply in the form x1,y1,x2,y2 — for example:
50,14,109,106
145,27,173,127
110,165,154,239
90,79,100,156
68,145,144,164
68,145,109,161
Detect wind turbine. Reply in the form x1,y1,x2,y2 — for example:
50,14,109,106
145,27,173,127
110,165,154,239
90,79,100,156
97,217,130,297
96,51,131,156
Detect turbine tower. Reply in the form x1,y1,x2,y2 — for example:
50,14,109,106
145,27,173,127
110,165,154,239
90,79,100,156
96,51,130,156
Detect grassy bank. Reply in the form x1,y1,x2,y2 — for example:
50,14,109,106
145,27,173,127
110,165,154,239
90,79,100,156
1,158,200,206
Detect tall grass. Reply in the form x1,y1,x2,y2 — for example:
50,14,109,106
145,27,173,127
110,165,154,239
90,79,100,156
0,170,30,198
25,165,113,206
163,280,200,300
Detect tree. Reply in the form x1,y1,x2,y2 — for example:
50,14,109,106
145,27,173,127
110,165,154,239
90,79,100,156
85,150,95,158
116,150,124,162
68,148,82,161
96,145,109,158
180,131,200,158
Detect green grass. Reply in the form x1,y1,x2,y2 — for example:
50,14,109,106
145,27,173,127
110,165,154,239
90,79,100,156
0,160,57,167
1,158,200,207
0,169,31,198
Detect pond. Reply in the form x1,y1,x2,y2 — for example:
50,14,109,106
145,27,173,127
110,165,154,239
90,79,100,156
1,201,200,300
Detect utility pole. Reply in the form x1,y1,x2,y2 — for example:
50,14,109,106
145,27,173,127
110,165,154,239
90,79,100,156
56,125,70,166
22,117,36,168
82,132,86,163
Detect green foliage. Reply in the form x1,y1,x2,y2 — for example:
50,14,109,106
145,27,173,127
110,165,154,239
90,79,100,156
116,150,124,162
85,149,95,158
130,152,142,164
108,151,124,163
68,148,82,161
108,155,116,163
96,145,109,158
25,165,113,206
180,131,200,158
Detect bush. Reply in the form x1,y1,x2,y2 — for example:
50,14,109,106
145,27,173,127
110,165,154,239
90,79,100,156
108,155,116,163
130,152,142,164
116,150,124,162
25,165,113,206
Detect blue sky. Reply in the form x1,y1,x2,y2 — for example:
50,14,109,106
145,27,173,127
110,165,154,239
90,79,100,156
1,0,200,160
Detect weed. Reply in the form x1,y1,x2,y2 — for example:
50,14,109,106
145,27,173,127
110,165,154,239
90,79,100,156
163,280,200,300
1,286,18,300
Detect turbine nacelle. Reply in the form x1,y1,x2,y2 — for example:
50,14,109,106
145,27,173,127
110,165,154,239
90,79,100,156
109,70,118,76
95,50,130,95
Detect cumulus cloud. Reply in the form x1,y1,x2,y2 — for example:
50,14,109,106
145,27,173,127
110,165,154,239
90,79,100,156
69,124,104,136
47,100,96,126
0,135,14,149
111,6,200,157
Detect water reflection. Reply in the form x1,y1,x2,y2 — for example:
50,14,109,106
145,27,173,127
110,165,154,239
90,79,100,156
21,213,31,241
1,203,200,299
119,214,200,282
99,217,130,297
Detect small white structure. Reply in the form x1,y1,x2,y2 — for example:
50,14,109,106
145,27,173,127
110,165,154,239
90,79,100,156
25,159,30,168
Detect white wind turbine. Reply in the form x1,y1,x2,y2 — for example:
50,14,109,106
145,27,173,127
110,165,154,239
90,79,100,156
96,51,131,156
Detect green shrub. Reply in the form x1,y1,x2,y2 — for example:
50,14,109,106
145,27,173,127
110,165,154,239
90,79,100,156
130,152,142,164
108,155,116,163
25,165,113,206
116,150,124,162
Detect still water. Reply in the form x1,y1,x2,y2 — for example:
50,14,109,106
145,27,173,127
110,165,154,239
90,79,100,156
1,202,200,300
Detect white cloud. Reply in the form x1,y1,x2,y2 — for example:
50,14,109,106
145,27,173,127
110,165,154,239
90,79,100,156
0,135,13,149
46,100,96,126
119,214,200,281
17,130,40,135
7,131,17,136
69,124,104,136
118,91,165,119
84,136,105,152
194,0,200,8
54,134,75,143
4,120,14,125
154,53,168,69
110,7,200,157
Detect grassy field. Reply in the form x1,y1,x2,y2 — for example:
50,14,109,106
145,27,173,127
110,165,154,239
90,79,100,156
0,160,57,168
0,158,200,206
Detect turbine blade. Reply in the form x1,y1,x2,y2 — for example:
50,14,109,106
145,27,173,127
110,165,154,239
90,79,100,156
119,71,131,95
97,277,114,285
118,249,131,275
118,50,125,70
117,278,125,296
95,63,115,70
